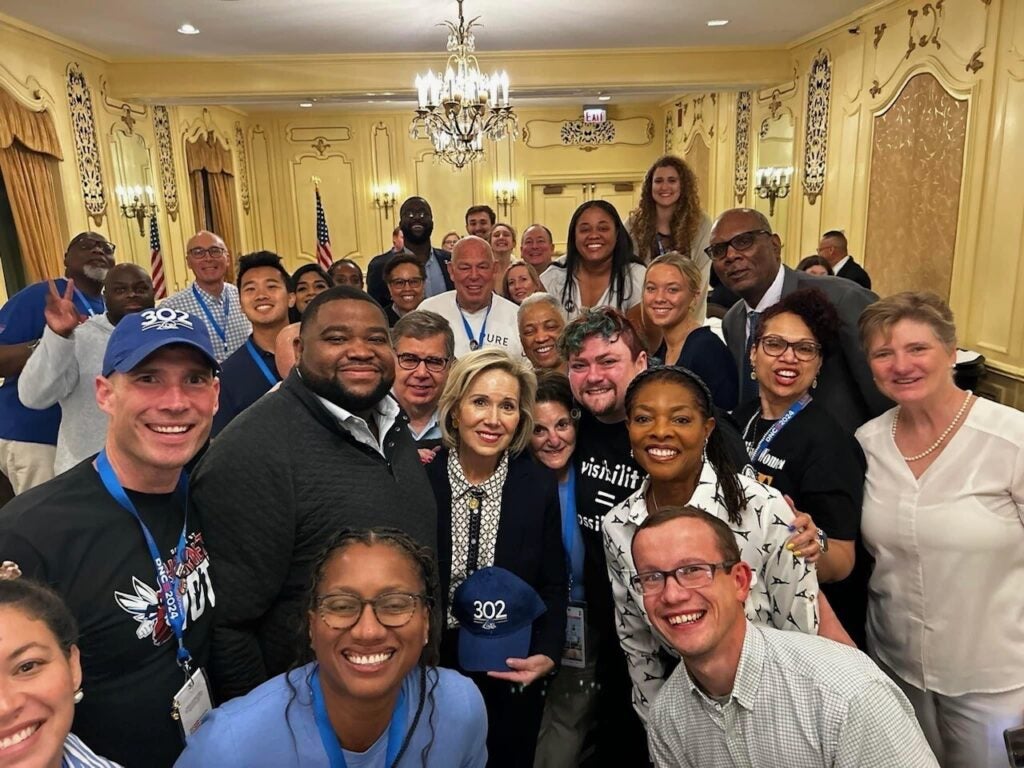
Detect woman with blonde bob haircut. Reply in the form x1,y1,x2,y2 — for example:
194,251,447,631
856,291,1024,768
425,349,567,767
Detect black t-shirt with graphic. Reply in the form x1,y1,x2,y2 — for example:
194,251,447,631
732,397,870,646
0,460,215,768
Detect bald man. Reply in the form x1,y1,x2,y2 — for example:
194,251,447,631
162,230,251,361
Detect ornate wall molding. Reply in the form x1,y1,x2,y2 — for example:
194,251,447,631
734,91,752,202
285,125,352,156
0,65,55,113
66,63,106,226
802,50,833,205
98,77,146,134
905,1,944,60
152,106,180,222
522,116,653,151
234,122,251,214
664,112,673,154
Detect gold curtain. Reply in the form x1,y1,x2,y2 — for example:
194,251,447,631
185,132,232,175
190,170,209,230
0,90,64,283
207,171,239,283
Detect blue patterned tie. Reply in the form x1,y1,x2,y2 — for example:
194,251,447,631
740,310,761,404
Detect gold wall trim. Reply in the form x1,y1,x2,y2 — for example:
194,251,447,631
733,91,752,203
234,122,251,214
522,116,653,151
152,106,179,221
802,50,832,205
0,63,55,113
66,63,106,226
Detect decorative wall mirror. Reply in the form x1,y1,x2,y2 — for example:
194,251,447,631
753,108,795,236
109,127,156,266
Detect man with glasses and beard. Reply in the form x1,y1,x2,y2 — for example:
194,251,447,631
366,196,454,307
190,285,438,702
0,231,115,494
162,230,251,363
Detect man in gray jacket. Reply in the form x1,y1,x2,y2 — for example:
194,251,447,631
18,264,154,475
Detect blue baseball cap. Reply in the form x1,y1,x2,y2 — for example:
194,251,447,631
452,567,546,673
102,307,219,376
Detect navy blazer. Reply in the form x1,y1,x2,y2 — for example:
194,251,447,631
426,448,568,664
722,266,891,433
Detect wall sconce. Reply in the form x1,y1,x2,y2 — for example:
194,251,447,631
754,167,793,217
494,180,518,218
373,184,400,219
116,185,158,237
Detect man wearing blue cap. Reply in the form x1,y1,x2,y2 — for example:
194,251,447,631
0,308,220,768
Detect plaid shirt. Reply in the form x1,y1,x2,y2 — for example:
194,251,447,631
603,463,819,722
161,283,251,363
648,621,939,768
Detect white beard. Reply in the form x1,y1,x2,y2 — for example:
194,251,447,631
82,265,109,282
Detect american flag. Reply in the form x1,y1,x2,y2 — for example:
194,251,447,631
315,187,333,270
149,213,167,299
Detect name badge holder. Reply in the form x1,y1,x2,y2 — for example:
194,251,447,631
95,450,213,742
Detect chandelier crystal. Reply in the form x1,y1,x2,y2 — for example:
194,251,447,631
410,0,518,169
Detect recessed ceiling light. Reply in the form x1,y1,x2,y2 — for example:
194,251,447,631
598,95,612,102
177,23,200,35
299,101,313,108
707,19,729,27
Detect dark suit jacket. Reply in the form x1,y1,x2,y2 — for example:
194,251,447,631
722,266,891,433
426,449,568,664
836,257,872,290
366,247,453,306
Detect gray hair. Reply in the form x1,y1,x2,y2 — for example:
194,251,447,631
390,310,456,360
517,291,565,323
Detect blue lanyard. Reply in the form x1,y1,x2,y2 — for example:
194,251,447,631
191,284,228,352
655,233,668,257
311,666,408,768
72,286,102,317
561,467,578,596
457,302,491,351
95,450,193,671
245,339,278,387
748,394,812,465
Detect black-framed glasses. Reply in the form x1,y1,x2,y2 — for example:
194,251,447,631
703,229,771,261
73,237,116,255
315,592,430,630
630,561,738,595
187,246,228,261
758,335,822,361
389,277,425,290
397,353,449,373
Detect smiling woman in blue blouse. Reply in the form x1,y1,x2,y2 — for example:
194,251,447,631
174,528,487,768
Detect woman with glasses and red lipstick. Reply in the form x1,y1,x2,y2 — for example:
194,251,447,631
174,528,487,767
733,287,868,647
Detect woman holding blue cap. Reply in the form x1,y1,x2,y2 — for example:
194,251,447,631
174,527,487,767
425,348,567,768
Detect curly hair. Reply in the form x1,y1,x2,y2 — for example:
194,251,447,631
755,287,841,354
624,365,744,525
628,156,703,262
556,306,647,362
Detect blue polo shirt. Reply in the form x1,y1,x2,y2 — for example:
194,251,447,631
0,279,104,444
210,335,280,437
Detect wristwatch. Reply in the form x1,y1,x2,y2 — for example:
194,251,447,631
816,528,829,553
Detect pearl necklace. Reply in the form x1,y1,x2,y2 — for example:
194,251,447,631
891,390,973,462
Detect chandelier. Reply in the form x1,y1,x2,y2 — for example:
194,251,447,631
410,0,518,169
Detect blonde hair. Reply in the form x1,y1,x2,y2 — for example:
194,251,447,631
438,348,537,455
858,291,957,354
644,252,703,315
500,260,544,302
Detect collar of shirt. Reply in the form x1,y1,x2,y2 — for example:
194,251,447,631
744,264,785,314
193,282,229,308
448,448,509,502
832,255,851,274
685,619,762,712
407,409,441,442
314,392,401,456
624,461,721,526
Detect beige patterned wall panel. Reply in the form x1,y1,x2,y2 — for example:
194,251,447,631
290,154,359,260
249,126,278,254
413,149,477,235
864,72,967,300
684,135,711,213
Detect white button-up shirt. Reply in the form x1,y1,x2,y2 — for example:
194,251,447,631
315,393,401,457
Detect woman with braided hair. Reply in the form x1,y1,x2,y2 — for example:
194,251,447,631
175,528,487,767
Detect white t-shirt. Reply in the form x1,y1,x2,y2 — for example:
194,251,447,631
540,259,647,321
418,290,524,360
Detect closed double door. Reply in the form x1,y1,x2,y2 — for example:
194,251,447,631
530,180,641,254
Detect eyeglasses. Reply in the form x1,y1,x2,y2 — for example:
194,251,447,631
397,353,449,373
630,561,738,595
703,229,771,261
73,237,116,255
401,210,429,220
389,277,425,290
187,246,228,261
758,335,822,361
315,592,429,630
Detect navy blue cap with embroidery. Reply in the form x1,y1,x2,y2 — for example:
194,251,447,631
452,566,546,672
102,307,219,376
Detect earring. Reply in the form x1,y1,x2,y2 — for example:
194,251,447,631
702,439,709,464
73,689,84,704
812,377,818,389
451,417,459,428
629,448,634,460
749,370,757,381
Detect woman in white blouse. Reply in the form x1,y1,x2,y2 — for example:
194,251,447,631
857,292,1024,768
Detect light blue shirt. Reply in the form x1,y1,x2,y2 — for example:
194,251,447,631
424,252,448,298
174,664,487,768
